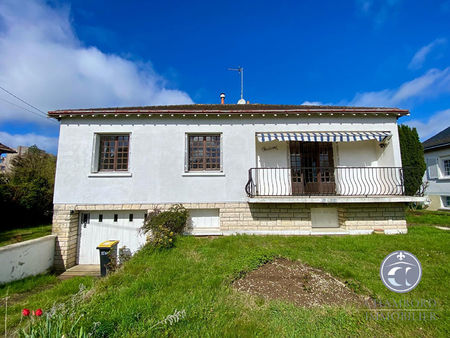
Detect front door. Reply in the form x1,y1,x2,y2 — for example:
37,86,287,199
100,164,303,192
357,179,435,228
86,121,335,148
289,141,336,195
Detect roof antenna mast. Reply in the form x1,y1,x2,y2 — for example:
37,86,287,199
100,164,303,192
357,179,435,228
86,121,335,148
228,66,245,104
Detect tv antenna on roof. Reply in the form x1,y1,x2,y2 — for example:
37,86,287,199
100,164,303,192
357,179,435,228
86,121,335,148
228,66,245,104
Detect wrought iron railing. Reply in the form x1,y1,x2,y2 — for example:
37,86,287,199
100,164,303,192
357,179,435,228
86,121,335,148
245,167,412,197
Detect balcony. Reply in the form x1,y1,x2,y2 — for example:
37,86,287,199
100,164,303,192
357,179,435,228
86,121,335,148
245,167,425,203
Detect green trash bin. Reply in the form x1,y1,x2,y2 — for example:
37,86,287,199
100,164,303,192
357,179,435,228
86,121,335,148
96,240,119,276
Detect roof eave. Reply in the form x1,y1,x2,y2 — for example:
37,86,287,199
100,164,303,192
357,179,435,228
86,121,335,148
423,142,450,151
48,108,410,119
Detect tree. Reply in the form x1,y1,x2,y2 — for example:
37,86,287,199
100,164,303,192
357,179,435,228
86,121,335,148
1,145,56,228
398,125,426,196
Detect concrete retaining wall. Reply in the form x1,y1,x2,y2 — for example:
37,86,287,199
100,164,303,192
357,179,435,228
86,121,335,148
0,235,56,284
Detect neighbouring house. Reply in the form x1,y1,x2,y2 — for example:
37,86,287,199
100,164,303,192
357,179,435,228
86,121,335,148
49,100,425,270
0,142,16,172
0,145,28,173
422,126,450,210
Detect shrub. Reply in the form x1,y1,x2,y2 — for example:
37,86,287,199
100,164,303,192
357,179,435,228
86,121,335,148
141,204,188,248
0,145,56,229
398,125,426,196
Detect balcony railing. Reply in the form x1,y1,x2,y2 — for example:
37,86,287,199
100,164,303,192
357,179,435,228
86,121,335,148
245,167,413,197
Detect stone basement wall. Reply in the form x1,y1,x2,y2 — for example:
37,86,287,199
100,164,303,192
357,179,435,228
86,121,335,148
52,204,78,271
52,202,407,270
219,203,406,234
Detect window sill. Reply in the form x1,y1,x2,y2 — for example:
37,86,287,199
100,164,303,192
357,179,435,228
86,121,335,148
88,172,132,178
182,172,225,177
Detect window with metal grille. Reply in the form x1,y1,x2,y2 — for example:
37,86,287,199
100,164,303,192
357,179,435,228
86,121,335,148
98,135,129,171
188,134,221,171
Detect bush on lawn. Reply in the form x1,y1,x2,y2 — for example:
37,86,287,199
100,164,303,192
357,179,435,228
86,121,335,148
141,204,188,248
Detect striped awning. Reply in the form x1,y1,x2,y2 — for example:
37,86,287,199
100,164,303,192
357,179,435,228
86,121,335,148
256,131,391,142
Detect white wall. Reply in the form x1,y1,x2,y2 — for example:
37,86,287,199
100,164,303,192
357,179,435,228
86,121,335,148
255,140,291,195
0,235,56,284
424,147,450,196
54,116,401,204
335,140,402,195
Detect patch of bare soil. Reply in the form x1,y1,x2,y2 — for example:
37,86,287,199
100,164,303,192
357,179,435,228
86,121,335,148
233,258,368,308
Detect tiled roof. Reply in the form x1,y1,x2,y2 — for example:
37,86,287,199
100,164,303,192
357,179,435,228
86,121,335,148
0,143,16,154
48,104,409,118
422,126,450,151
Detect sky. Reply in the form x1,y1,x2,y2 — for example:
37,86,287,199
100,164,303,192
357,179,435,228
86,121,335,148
0,0,449,154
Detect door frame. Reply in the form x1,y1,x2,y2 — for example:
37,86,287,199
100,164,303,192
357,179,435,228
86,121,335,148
288,141,336,195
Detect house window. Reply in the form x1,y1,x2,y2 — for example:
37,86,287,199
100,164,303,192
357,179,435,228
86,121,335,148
129,213,133,222
443,196,450,208
188,134,221,171
444,159,450,176
114,214,118,222
98,214,103,222
98,135,129,171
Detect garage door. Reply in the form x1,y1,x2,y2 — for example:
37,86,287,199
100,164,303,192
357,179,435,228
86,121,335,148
78,211,147,264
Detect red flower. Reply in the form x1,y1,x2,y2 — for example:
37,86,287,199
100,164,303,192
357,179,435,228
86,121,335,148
22,309,30,316
35,309,43,317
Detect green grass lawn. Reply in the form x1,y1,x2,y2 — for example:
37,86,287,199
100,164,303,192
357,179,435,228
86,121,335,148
2,212,449,337
0,224,52,247
31,225,448,337
0,275,95,336
406,209,450,227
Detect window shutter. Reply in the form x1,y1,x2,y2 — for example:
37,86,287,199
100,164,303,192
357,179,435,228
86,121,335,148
427,157,438,179
220,134,223,172
184,134,189,172
91,134,100,173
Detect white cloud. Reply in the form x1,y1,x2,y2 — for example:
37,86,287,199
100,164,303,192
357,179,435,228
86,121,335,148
404,109,450,141
408,38,447,70
355,0,401,27
301,101,324,106
0,131,58,154
350,67,450,106
0,0,193,127
356,0,373,13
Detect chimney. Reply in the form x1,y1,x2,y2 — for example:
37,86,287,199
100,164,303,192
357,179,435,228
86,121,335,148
220,93,225,104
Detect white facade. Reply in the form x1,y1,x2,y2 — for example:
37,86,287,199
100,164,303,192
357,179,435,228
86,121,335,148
424,147,450,210
54,115,402,205
51,109,415,267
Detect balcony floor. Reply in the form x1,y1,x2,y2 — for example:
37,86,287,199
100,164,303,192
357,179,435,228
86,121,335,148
247,195,427,203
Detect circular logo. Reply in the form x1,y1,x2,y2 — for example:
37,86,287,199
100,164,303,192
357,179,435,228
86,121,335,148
380,251,422,293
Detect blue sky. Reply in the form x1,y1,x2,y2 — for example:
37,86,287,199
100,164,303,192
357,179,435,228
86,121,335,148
0,0,449,153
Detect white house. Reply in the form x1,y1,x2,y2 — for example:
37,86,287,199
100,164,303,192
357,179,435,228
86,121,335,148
49,102,424,270
423,126,450,210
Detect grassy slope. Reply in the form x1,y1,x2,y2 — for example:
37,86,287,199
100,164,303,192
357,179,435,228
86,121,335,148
0,225,52,247
74,225,449,337
0,274,58,298
406,210,450,227
0,276,95,336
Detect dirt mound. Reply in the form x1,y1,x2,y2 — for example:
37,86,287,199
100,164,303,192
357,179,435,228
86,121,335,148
233,258,367,308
